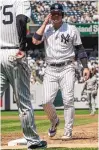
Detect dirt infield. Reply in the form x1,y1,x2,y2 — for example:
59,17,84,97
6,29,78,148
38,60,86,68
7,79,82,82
1,115,98,149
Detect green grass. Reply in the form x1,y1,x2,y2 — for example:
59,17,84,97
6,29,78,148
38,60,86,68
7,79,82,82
1,111,19,116
1,109,98,116
1,113,98,133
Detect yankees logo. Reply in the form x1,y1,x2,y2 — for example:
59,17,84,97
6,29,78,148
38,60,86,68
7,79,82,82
61,34,70,44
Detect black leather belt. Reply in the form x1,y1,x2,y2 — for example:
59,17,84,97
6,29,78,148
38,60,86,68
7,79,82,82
48,60,73,67
1,46,19,49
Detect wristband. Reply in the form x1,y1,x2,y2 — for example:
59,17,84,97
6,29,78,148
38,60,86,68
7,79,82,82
33,32,42,41
78,51,87,59
80,57,88,68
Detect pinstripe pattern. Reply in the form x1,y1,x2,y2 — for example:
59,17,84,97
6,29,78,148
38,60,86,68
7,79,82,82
0,0,31,47
0,50,41,147
42,22,81,135
0,0,18,47
44,23,82,64
42,63,75,134
0,0,41,147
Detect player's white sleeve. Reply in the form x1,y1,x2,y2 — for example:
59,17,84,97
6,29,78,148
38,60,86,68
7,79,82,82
16,0,31,19
73,25,82,46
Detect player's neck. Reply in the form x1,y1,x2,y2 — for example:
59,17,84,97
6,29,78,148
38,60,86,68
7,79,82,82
53,22,63,30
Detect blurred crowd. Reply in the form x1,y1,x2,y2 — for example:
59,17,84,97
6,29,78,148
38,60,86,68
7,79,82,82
31,0,50,24
27,53,46,84
74,58,99,84
30,0,99,24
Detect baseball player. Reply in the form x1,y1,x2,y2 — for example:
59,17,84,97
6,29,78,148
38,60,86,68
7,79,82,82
0,0,47,149
32,3,90,140
81,67,98,115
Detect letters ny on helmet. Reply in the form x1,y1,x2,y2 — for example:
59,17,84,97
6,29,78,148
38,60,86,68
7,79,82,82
50,3,64,18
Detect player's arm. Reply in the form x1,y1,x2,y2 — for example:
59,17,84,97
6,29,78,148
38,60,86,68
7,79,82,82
15,0,31,58
75,44,88,68
15,15,28,58
73,26,88,68
16,14,28,52
75,44,90,81
32,14,51,45
73,25,90,81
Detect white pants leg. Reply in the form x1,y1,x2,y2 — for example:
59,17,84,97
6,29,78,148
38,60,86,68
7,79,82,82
91,94,96,113
42,63,75,134
0,49,40,147
60,63,75,135
42,73,59,123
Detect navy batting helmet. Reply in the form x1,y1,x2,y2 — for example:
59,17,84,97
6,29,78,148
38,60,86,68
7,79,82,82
50,3,64,18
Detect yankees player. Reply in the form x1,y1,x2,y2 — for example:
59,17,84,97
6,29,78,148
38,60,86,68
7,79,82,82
0,0,47,149
32,3,90,139
81,67,98,115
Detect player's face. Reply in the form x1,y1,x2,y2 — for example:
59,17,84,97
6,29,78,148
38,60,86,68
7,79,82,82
51,11,62,25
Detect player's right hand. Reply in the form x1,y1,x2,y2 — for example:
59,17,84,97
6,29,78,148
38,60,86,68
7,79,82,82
83,68,90,81
43,14,52,26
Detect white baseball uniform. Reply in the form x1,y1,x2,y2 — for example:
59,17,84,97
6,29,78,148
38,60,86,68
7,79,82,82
0,0,41,147
82,74,98,114
42,22,82,135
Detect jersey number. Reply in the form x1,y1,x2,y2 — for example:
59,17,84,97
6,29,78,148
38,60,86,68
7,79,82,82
3,5,13,24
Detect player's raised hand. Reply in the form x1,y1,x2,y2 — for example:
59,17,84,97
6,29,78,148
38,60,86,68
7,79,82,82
83,68,90,81
16,50,25,59
43,14,52,26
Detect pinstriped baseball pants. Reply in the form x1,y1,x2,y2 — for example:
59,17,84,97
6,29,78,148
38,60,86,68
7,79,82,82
0,49,41,147
42,63,75,135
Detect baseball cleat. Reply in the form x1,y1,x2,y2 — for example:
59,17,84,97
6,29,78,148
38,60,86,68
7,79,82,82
28,140,47,150
61,133,72,140
48,118,59,137
90,112,95,116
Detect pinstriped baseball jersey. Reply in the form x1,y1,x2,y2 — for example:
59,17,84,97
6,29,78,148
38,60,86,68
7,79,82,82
43,22,82,64
0,0,31,47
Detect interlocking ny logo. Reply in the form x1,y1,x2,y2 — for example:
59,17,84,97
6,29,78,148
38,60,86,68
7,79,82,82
55,4,59,9
61,34,70,44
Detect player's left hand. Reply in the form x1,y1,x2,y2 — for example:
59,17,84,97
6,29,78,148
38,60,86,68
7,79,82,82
83,68,90,81
16,50,25,59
